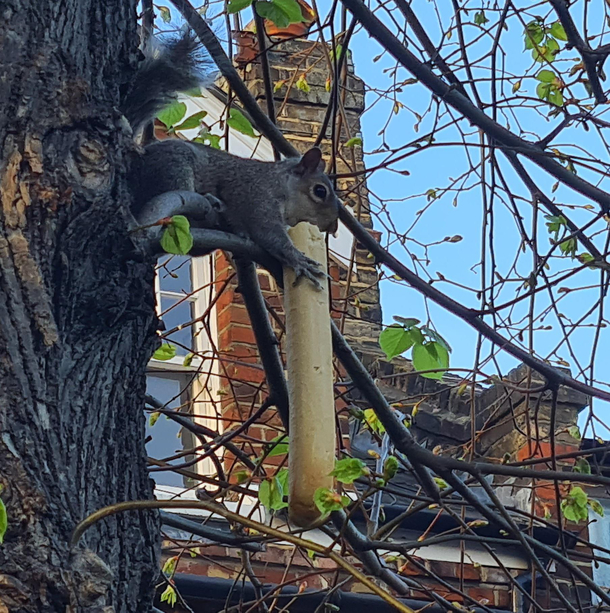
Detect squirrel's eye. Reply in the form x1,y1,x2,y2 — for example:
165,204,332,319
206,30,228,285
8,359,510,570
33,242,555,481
313,185,328,200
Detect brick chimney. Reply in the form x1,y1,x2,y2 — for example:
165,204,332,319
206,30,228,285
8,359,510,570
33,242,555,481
214,28,383,466
478,364,588,516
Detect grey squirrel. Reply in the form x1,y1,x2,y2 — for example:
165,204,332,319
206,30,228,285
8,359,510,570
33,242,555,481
123,33,341,286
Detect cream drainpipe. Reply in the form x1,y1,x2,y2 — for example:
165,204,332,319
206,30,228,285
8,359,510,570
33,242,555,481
284,222,336,527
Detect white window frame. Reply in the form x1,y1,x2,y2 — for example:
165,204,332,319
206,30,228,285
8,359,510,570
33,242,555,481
149,253,220,480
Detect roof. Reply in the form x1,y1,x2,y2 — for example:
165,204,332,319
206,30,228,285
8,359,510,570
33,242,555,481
165,574,514,613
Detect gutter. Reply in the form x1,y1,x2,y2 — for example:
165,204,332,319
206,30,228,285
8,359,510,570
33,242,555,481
165,574,514,613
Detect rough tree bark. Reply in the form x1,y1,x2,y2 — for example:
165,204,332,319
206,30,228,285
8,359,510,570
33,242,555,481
0,1,161,612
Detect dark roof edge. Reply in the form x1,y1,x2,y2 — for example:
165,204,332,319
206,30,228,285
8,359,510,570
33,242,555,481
169,573,514,613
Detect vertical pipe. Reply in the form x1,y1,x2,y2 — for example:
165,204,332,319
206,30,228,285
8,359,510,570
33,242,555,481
284,222,336,527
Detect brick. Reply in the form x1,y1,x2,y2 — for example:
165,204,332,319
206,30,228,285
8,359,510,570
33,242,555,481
427,559,481,581
493,587,511,608
224,325,257,346
480,566,516,584
465,586,496,605
217,304,251,331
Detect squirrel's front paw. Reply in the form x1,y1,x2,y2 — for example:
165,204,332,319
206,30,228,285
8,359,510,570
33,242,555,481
291,255,328,291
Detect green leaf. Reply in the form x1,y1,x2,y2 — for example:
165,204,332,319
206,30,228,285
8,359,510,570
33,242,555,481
379,325,414,360
536,82,551,100
296,74,311,93
276,468,289,493
559,237,577,257
172,110,208,132
561,502,580,522
534,38,559,63
0,497,7,544
344,137,363,148
153,343,177,361
545,214,567,237
549,21,568,41
568,425,582,441
589,499,605,517
227,0,253,12
536,70,556,83
364,408,385,435
330,458,368,484
272,0,304,23
524,21,544,49
267,435,289,457
162,556,178,576
574,458,591,474
383,456,399,482
433,477,448,490
160,585,177,607
568,486,588,507
412,342,449,380
578,252,595,266
235,470,250,484
255,0,290,28
183,353,194,367
149,411,161,426
314,487,349,514
194,131,221,149
420,326,452,353
409,326,424,344
393,316,420,327
227,108,256,137
259,476,288,511
158,5,171,22
161,215,194,255
474,11,489,25
329,44,343,62
548,88,564,107
157,101,187,129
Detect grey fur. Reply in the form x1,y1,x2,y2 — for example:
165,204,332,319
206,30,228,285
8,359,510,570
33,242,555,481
123,33,341,286
122,32,215,135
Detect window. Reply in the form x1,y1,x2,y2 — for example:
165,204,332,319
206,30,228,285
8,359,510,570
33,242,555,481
146,254,219,490
588,499,610,603
156,256,196,356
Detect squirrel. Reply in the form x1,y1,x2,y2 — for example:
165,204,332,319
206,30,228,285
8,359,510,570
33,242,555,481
122,32,341,287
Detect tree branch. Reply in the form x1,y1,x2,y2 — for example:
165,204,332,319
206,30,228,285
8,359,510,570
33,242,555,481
234,259,290,428
337,203,610,403
145,394,257,470
160,510,264,552
548,0,607,103
170,0,298,159
339,0,610,214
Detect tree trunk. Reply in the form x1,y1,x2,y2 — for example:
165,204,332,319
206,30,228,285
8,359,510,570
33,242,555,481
0,1,160,611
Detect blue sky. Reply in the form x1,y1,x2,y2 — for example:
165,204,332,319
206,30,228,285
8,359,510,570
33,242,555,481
346,1,610,438
158,0,610,438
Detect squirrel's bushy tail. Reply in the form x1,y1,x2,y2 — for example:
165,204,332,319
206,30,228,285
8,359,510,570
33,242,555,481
122,31,215,134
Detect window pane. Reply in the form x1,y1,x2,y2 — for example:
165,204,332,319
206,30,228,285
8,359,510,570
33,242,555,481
158,256,192,294
159,296,194,355
146,374,194,488
590,501,610,600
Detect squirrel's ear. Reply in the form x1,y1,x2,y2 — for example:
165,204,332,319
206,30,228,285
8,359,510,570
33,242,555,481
295,147,325,175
